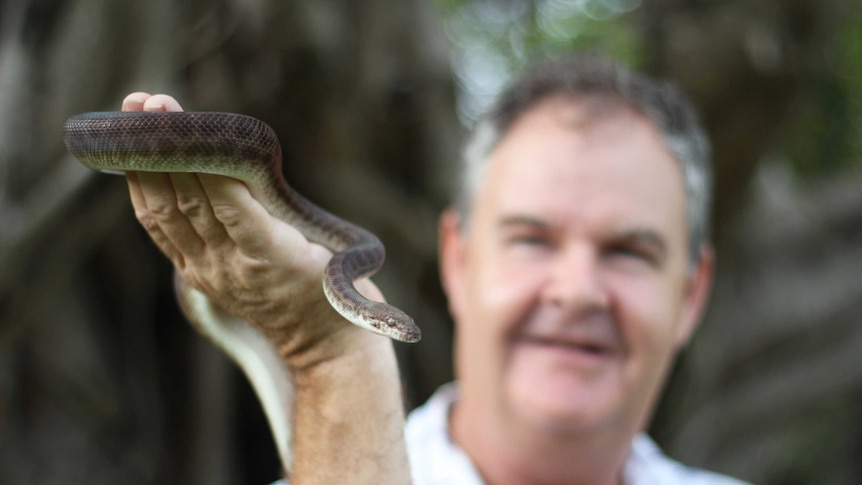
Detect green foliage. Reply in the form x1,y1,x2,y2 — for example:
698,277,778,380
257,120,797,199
434,0,643,122
438,0,862,181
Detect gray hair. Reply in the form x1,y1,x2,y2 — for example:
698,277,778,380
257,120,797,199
455,54,712,264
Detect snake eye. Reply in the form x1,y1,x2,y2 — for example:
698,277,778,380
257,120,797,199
386,318,396,326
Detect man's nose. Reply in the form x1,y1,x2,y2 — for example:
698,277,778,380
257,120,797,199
543,244,610,314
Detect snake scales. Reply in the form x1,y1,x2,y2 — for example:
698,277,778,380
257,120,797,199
63,110,421,471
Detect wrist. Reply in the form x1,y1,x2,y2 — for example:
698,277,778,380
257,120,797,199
268,278,393,372
287,327,397,384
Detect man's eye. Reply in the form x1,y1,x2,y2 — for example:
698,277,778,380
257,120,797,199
606,244,655,264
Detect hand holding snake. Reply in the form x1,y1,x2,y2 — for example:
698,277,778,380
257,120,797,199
63,93,416,480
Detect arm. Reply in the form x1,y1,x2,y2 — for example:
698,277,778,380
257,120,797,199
121,93,411,484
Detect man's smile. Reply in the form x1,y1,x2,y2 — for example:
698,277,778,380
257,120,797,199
512,323,624,369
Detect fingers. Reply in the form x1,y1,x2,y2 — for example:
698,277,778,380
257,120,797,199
127,172,188,269
137,170,208,258
122,92,230,265
169,173,232,248
122,92,150,112
121,93,200,265
122,92,184,112
131,170,265,275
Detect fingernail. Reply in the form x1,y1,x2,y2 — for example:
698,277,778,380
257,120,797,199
127,93,148,104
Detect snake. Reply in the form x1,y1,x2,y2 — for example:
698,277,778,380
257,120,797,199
63,111,421,473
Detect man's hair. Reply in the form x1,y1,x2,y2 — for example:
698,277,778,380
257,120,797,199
454,54,712,264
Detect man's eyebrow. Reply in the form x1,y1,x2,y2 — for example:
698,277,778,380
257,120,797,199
496,215,552,230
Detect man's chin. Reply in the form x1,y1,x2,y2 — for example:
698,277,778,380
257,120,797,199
503,339,626,429
505,377,618,436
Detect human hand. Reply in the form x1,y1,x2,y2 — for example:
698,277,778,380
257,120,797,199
120,92,389,370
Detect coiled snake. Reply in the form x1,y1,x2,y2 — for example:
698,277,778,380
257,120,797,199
63,111,421,472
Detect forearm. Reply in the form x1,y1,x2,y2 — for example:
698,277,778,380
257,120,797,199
288,330,410,484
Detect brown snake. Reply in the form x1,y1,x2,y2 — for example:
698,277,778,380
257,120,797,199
63,111,421,471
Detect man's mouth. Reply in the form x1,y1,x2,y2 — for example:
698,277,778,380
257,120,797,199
518,334,615,357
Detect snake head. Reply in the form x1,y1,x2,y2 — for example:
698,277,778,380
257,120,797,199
360,302,421,343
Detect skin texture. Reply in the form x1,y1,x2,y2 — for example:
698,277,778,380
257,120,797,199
440,95,714,485
121,93,411,484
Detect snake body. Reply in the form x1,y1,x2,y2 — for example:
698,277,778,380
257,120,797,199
63,111,421,471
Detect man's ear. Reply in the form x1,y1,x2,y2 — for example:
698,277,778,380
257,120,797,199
674,245,715,349
439,209,467,318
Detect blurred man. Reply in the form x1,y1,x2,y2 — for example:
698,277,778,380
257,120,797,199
408,55,747,485
122,54,750,484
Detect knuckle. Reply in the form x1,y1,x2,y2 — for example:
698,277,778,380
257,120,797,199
211,203,243,228
146,199,180,222
133,208,158,230
175,194,208,217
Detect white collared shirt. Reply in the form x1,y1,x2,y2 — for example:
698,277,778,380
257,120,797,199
404,383,752,485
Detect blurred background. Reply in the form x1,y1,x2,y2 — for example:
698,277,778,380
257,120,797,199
1,0,861,483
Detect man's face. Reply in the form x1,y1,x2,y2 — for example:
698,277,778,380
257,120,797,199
441,96,712,437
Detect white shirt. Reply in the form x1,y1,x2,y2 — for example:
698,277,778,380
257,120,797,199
406,383,751,485
273,382,752,485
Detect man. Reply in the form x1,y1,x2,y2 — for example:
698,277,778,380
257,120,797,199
121,54,750,484
407,56,746,485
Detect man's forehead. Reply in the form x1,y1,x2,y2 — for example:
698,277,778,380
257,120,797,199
482,96,672,187
503,93,648,139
